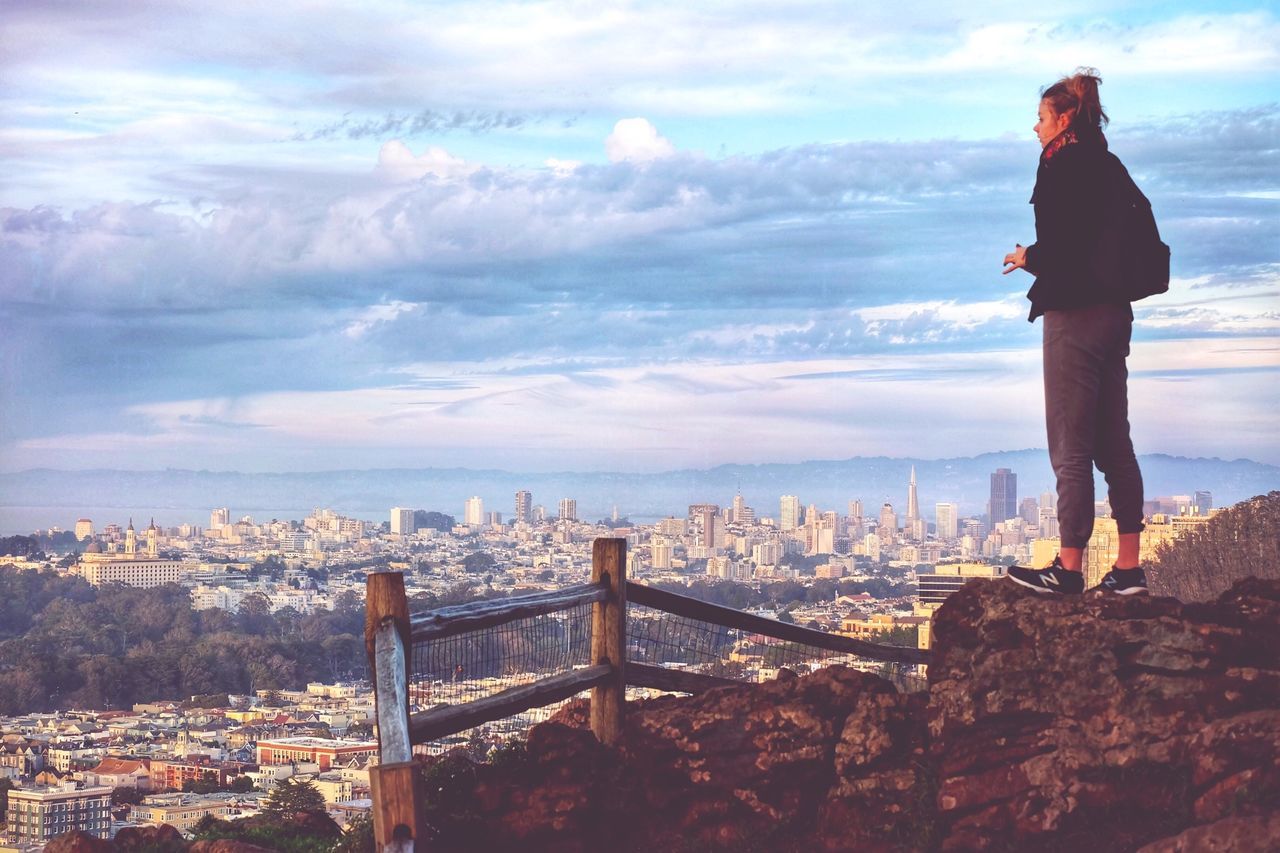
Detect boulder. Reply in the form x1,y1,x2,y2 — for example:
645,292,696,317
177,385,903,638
43,831,113,853
927,576,1280,851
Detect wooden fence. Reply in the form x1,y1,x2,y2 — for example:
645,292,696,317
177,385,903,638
364,537,928,850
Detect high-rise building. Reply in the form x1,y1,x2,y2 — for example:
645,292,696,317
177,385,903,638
514,490,533,524
906,467,920,525
694,505,722,549
989,468,1017,525
780,496,801,531
1019,497,1040,526
878,503,898,537
651,537,673,570
464,497,484,527
935,503,959,539
210,508,230,530
486,511,503,527
390,507,415,536
75,518,94,541
1194,490,1212,517
558,498,577,522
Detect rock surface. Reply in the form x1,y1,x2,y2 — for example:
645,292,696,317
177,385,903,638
430,577,1279,851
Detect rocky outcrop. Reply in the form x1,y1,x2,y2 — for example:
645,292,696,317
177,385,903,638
928,576,1280,851
427,577,1280,851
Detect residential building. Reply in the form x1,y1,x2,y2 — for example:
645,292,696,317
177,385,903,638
514,490,533,524
557,498,577,522
779,496,801,532
389,507,415,536
130,793,238,834
463,497,484,527
5,783,112,846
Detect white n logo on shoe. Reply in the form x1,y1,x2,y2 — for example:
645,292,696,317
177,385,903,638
1044,573,1061,586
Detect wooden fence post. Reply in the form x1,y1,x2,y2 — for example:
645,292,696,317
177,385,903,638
365,572,421,851
590,538,627,745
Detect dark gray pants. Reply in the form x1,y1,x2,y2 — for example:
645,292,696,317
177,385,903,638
1043,304,1145,548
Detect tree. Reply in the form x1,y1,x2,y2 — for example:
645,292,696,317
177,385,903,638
462,552,496,574
228,775,255,793
332,811,375,853
1150,491,1280,601
262,777,327,816
0,778,13,821
237,592,274,635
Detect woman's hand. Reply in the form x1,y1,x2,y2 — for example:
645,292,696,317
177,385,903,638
1002,243,1027,275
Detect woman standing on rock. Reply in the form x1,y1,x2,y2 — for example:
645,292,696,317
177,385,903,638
1001,68,1148,596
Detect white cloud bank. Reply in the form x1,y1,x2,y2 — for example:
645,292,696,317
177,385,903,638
605,118,676,163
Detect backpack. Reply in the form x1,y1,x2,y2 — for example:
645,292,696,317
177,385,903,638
1091,153,1170,302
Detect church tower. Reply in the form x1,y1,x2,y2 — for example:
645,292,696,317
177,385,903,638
125,519,137,556
147,518,159,557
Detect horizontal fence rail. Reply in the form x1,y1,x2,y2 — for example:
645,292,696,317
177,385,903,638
409,664,614,744
627,661,739,694
626,581,930,666
410,582,609,643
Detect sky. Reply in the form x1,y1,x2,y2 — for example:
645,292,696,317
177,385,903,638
1,0,1278,475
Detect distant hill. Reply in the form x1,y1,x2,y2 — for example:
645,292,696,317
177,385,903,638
2,451,1276,523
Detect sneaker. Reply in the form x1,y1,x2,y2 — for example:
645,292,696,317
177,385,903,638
1007,556,1084,595
1089,566,1149,595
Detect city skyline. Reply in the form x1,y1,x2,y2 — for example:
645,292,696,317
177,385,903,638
2,2,1279,474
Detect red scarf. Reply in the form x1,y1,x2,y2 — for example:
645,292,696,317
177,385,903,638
1041,128,1079,163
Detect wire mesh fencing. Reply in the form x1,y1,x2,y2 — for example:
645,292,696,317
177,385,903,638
627,602,928,694
408,601,595,755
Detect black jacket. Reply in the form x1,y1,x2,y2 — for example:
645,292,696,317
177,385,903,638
1023,126,1134,322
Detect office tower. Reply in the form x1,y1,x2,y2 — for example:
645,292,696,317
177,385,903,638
879,502,898,536
464,496,484,526
1194,490,1212,517
486,511,503,527
514,490,533,524
935,503,959,539
906,467,920,526
558,498,578,522
533,505,547,523
651,538,673,570
989,468,1017,524
780,495,801,531
698,505,721,549
657,517,687,536
210,507,230,530
732,492,746,523
1019,497,1040,525
390,507,415,536
75,518,94,541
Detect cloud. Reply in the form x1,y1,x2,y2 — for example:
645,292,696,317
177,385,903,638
343,300,421,338
295,109,534,141
374,140,470,182
605,118,676,163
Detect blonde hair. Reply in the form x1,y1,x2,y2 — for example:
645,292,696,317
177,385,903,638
1041,67,1108,131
